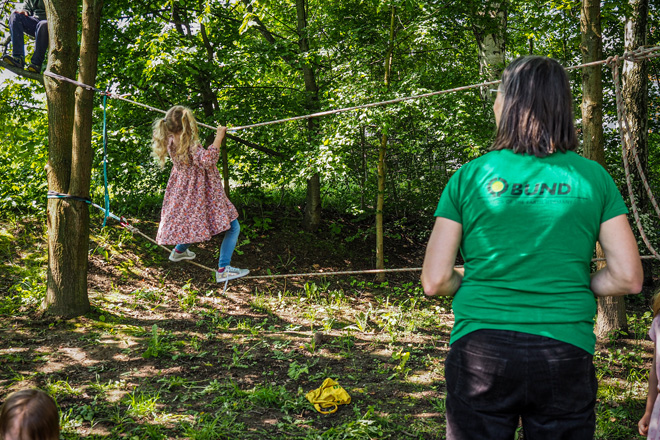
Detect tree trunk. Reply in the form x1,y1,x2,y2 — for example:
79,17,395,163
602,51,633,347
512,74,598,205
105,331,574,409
43,0,103,318
581,0,628,337
471,0,507,101
243,0,321,229
376,132,387,280
375,6,395,281
623,0,653,286
296,0,321,232
360,126,366,211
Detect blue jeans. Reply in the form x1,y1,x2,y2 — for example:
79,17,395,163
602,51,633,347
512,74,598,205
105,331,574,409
445,329,597,440
175,219,240,268
9,12,48,67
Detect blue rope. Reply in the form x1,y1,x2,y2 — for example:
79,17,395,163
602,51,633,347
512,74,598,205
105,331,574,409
46,191,124,223
102,90,110,227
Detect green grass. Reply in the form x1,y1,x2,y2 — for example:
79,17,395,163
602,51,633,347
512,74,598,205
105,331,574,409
0,215,657,439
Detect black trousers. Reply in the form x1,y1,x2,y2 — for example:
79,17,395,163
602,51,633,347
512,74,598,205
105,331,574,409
445,329,597,440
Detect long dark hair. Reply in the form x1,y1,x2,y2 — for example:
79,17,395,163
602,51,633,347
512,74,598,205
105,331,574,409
491,56,578,157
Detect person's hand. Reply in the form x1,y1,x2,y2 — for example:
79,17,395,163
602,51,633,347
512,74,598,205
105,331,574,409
214,126,227,142
639,412,651,436
15,10,28,15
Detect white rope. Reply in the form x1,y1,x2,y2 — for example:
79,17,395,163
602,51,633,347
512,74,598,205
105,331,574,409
39,46,660,134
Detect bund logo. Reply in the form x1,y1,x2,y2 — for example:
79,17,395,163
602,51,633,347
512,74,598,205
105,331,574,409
487,178,508,197
485,177,572,198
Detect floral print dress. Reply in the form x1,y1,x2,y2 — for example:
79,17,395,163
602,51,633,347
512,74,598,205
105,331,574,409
156,136,238,245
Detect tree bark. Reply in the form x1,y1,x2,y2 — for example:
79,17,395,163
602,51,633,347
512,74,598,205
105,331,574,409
43,0,103,318
581,0,628,337
471,0,507,101
623,0,653,286
296,0,321,232
241,0,321,230
375,6,395,281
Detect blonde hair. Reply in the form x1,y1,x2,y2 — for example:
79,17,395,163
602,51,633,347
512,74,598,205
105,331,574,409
0,389,59,440
151,106,200,168
652,289,660,317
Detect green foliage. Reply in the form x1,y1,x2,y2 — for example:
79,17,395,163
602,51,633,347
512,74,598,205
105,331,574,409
0,85,48,216
0,0,658,245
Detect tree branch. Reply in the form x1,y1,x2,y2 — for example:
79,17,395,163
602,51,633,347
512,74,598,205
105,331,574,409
226,133,286,158
0,61,45,85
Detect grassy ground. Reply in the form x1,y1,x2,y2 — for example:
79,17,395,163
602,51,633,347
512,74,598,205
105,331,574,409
0,213,656,439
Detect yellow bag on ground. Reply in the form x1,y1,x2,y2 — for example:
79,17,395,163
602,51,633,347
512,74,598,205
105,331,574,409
305,378,351,414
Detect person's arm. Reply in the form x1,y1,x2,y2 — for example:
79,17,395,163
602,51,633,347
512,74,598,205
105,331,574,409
193,126,226,168
21,0,34,15
421,217,464,296
590,214,643,297
639,354,658,437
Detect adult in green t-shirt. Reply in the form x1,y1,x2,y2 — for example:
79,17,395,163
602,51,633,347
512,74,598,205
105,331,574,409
421,56,643,440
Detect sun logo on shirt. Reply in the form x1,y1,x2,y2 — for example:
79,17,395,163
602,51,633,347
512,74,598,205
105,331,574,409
487,178,508,197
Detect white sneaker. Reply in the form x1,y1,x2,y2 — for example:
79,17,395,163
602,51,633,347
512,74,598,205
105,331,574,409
169,248,196,262
215,266,249,282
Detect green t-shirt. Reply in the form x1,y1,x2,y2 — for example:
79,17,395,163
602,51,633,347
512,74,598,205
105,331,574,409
435,149,628,354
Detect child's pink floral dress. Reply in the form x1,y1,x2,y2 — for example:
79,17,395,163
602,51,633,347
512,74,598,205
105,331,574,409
649,315,660,440
156,136,238,245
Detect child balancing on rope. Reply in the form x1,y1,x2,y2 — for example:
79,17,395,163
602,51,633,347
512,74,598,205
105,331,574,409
152,106,249,282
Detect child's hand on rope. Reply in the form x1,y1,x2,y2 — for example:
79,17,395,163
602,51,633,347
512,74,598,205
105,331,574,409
214,126,227,146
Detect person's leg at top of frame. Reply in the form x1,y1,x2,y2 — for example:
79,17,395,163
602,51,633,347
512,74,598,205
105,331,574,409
3,11,48,72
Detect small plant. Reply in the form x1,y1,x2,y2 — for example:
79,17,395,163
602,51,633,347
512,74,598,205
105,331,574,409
328,221,343,236
236,319,260,336
322,316,336,332
179,281,198,310
142,324,173,358
304,337,317,354
336,334,355,356
287,361,310,380
249,383,290,408
430,397,446,412
132,287,162,304
389,349,411,380
250,290,273,315
303,282,320,301
89,375,126,396
199,310,233,331
43,378,82,399
303,308,318,330
253,214,273,232
157,375,190,391
228,343,261,369
355,310,370,332
277,252,296,269
122,390,160,419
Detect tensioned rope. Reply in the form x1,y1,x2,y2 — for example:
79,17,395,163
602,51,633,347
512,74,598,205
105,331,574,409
42,46,660,133
40,46,660,284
